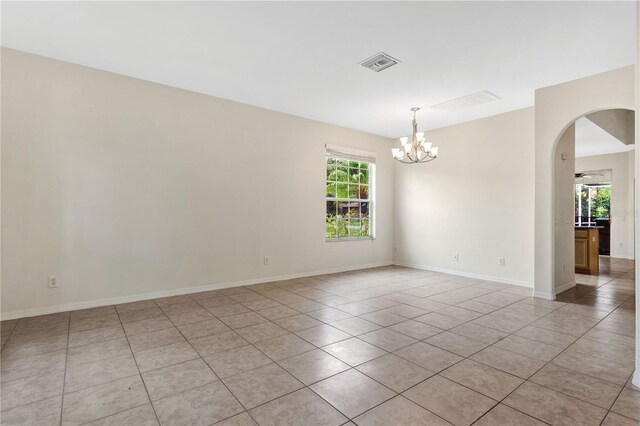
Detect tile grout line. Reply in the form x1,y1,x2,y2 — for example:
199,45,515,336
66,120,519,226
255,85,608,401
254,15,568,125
192,295,388,423
58,314,71,426
178,289,413,423
473,285,635,425
602,384,629,426
164,296,264,426
405,264,632,423
113,303,163,426
75,401,150,426
0,318,20,352
343,294,558,423
209,284,532,423
467,300,623,424
387,273,634,424
0,262,634,425
581,278,638,426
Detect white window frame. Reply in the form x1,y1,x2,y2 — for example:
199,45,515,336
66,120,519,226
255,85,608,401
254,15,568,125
325,145,376,242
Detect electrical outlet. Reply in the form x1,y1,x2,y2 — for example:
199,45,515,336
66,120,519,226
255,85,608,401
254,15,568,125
498,257,506,266
263,256,270,266
48,276,59,288
453,253,459,262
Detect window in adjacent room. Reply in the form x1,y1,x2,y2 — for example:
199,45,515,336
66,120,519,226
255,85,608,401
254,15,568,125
325,146,375,240
575,183,611,226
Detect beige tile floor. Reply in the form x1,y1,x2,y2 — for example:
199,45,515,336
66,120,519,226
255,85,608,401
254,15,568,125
0,257,636,425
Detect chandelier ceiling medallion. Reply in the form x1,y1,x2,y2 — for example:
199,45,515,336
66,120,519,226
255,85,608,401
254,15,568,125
392,107,439,164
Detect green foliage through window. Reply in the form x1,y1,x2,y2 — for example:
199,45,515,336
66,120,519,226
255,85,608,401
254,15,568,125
326,156,372,239
575,184,611,223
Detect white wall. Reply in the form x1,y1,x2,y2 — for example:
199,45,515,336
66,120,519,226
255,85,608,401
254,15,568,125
1,48,394,319
534,65,635,298
553,124,576,293
576,151,635,259
394,108,535,287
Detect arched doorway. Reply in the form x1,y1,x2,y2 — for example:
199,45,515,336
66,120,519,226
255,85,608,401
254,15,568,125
551,108,635,297
533,65,635,300
532,66,637,388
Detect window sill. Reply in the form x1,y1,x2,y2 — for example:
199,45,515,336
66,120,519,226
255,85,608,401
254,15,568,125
326,236,375,242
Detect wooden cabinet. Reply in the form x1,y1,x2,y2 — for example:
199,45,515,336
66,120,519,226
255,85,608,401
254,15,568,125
575,228,599,275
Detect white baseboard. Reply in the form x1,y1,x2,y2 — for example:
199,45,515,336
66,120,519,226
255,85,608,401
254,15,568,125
532,281,574,301
608,254,635,260
393,261,533,288
633,370,640,388
533,291,556,301
1,261,393,321
554,281,576,295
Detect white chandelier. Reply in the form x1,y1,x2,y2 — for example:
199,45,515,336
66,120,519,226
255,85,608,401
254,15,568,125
392,107,439,164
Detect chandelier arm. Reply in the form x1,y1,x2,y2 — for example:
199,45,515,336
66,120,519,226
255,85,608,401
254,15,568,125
393,107,439,164
418,155,436,163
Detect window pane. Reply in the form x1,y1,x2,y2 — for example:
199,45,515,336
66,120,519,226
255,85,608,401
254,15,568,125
337,220,348,237
349,219,361,237
336,183,348,199
326,182,336,198
361,201,370,218
326,158,336,180
348,184,358,199
362,219,370,236
580,186,589,220
326,201,337,216
326,217,337,238
358,185,369,200
337,201,350,218
337,160,349,182
360,167,369,185
575,184,580,221
349,167,360,183
347,203,359,219
592,186,611,218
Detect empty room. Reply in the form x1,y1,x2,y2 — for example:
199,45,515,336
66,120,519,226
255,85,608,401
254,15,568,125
1,1,639,425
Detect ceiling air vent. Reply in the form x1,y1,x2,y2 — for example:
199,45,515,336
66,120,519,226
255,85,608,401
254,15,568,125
431,91,501,111
360,52,400,72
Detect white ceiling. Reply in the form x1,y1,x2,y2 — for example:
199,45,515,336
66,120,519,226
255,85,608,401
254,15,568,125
575,117,635,158
1,1,636,138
